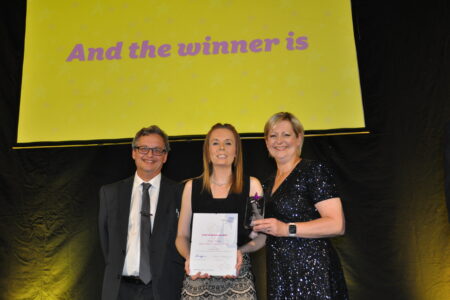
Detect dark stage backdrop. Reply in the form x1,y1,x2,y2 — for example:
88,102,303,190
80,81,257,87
444,122,450,222
1,1,449,300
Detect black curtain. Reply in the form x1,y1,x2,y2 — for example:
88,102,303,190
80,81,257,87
1,1,449,299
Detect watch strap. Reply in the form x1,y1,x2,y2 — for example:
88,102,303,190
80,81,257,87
288,223,297,237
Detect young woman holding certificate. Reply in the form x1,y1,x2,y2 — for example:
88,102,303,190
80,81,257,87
176,123,265,300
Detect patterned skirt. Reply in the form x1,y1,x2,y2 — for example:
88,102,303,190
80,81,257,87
181,253,257,300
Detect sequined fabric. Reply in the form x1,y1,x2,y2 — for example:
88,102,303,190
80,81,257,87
265,159,349,299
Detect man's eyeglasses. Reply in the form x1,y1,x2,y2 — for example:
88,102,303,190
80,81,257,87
133,146,167,156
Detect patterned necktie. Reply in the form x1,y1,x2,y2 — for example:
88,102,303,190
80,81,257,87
139,182,152,284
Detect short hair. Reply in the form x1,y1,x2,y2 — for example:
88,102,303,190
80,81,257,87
202,123,243,194
132,125,170,151
264,112,305,155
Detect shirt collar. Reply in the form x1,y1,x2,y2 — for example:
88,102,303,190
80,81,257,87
133,172,161,190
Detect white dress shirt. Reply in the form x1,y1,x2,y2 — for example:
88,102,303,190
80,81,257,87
122,173,161,276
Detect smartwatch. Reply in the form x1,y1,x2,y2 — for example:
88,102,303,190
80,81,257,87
288,223,297,237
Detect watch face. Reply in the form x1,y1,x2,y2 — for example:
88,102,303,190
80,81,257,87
289,224,296,234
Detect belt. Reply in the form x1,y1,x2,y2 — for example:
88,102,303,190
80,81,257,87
121,276,150,285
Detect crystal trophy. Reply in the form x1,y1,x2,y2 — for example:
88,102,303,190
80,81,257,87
244,193,265,229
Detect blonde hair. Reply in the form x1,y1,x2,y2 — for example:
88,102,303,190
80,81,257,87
202,123,243,194
264,112,305,155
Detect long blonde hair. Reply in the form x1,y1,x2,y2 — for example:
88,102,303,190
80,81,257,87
202,123,243,194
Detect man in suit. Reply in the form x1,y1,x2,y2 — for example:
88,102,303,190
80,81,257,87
99,125,184,300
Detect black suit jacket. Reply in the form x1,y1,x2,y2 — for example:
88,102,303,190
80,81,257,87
99,175,184,300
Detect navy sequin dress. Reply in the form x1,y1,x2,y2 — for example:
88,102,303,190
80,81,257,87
264,159,348,299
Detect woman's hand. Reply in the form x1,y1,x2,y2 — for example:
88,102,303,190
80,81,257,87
252,218,287,237
236,249,243,275
187,250,242,280
184,257,190,275
190,272,211,280
223,249,243,279
185,257,210,280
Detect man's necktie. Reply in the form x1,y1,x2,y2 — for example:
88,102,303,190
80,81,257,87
139,182,152,284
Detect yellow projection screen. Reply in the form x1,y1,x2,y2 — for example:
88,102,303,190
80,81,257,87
18,0,364,144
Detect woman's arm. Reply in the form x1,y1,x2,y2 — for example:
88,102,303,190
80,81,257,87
175,180,210,279
252,197,345,238
175,180,193,271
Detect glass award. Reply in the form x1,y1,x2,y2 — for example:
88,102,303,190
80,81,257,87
244,193,265,229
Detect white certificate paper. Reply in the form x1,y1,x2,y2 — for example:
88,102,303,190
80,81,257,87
190,213,238,276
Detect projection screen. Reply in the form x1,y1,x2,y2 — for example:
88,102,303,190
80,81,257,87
18,0,364,144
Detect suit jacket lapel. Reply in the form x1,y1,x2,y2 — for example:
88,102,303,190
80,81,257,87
153,176,171,235
118,177,134,248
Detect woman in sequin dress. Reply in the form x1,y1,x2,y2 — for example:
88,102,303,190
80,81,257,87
253,112,349,299
176,123,266,299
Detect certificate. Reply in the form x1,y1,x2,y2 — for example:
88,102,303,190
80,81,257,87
189,213,238,276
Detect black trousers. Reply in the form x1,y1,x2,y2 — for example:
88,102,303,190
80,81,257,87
118,278,154,300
